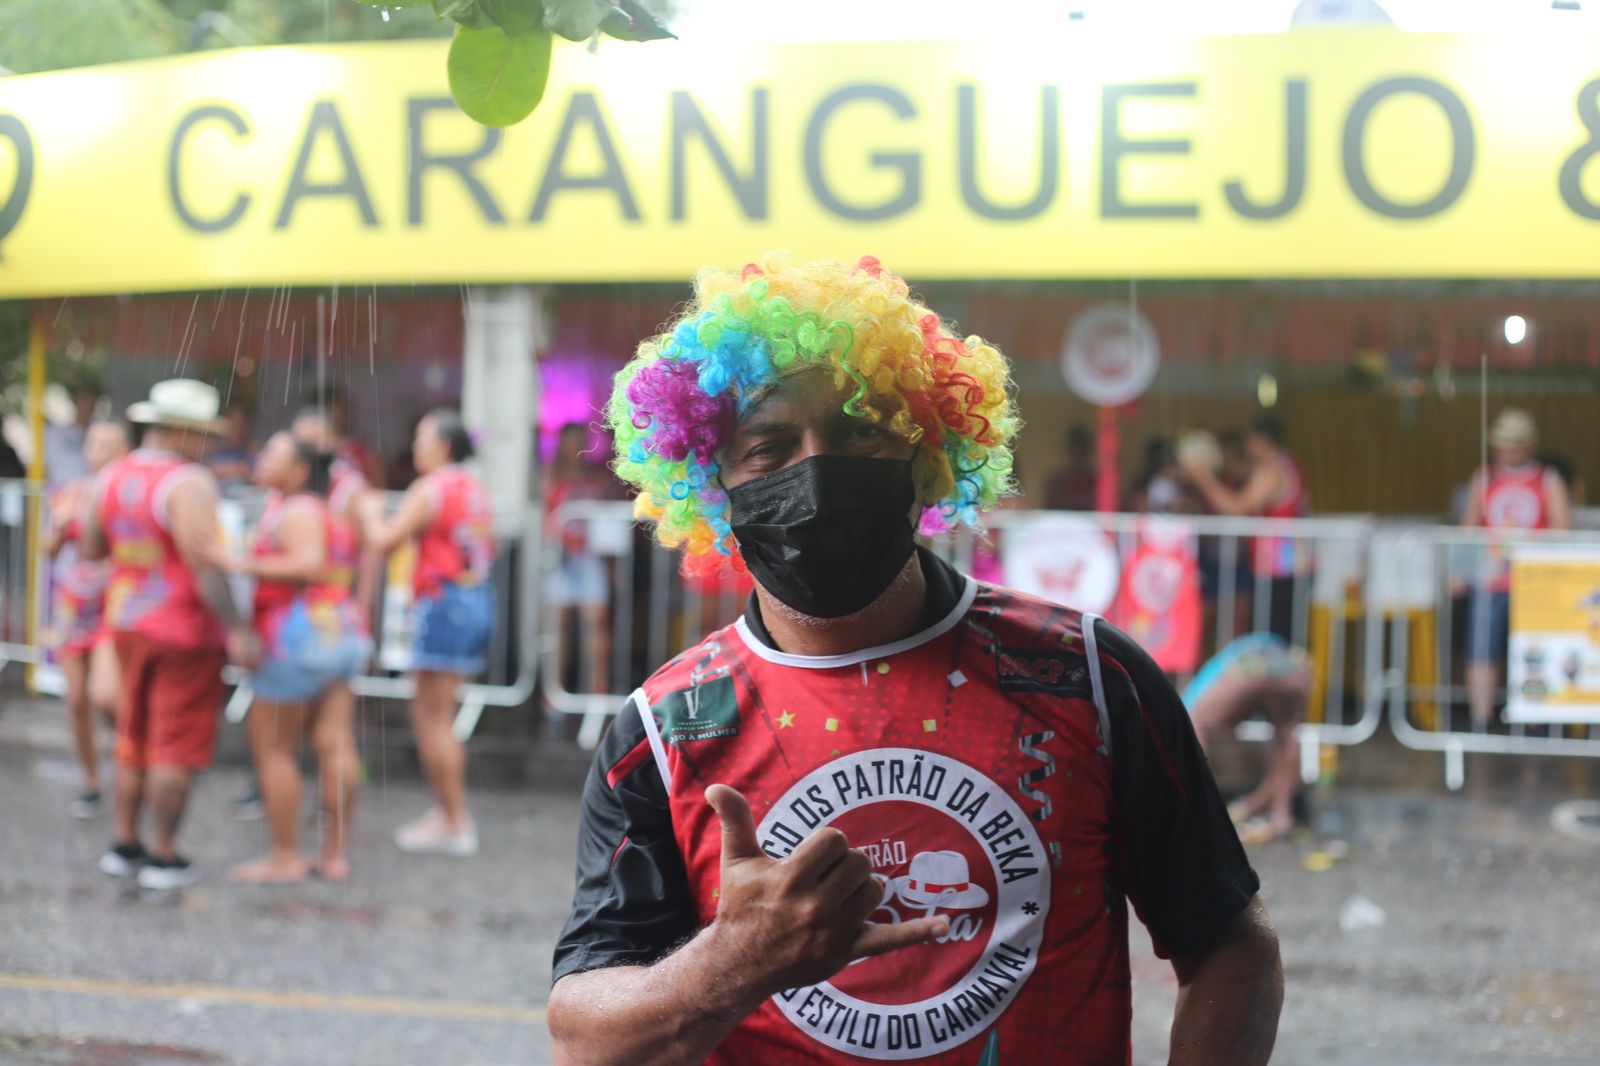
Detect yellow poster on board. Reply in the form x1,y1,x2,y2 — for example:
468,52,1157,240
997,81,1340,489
3,31,1600,296
1507,546,1600,723
379,540,417,673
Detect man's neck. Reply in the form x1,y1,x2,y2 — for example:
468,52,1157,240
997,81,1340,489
754,553,928,658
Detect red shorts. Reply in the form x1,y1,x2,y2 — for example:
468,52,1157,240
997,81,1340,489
113,632,226,771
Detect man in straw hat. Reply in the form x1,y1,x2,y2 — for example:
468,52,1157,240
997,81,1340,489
550,254,1281,1065
81,379,260,890
1460,409,1571,729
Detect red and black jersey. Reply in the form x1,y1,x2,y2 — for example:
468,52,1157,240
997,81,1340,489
554,549,1257,1065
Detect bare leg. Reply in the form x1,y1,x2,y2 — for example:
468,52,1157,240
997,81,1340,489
411,670,469,831
88,640,121,729
557,605,577,692
582,605,611,695
113,764,144,845
146,766,194,861
310,683,361,880
62,656,100,794
230,699,310,884
1264,691,1305,836
1467,662,1497,729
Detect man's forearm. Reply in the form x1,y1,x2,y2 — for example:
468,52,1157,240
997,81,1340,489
196,568,246,632
549,923,766,1066
1169,899,1283,1066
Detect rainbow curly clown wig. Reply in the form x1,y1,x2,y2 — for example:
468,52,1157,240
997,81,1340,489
606,252,1018,576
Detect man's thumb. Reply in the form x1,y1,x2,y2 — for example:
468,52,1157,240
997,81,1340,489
706,784,762,864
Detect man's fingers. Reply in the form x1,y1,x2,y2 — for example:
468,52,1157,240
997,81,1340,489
840,875,886,925
786,826,850,879
705,784,763,864
815,848,873,905
850,916,949,960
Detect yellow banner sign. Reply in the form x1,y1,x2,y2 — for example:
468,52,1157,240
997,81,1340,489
3,31,1600,296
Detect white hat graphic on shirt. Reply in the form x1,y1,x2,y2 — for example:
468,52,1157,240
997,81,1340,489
890,850,990,910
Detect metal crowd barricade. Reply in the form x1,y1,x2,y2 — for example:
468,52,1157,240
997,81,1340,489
540,501,1385,775
541,497,751,749
946,510,1383,783
0,478,48,676
1376,524,1600,790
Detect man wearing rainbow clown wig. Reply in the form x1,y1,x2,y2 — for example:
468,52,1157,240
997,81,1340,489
550,253,1283,1065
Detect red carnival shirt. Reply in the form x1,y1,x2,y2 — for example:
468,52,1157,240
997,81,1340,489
555,550,1257,1065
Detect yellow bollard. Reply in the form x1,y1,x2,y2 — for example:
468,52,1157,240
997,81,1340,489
23,303,46,689
1407,608,1439,731
1307,605,1331,725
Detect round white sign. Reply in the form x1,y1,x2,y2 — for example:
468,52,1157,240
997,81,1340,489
1060,303,1161,407
1000,515,1120,613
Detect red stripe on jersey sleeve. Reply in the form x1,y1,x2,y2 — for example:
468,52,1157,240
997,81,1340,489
605,737,652,790
1100,648,1191,805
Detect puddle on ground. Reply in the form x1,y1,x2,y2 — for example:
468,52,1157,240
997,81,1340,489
0,1033,225,1065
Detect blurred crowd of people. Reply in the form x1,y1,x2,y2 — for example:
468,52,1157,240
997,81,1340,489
32,377,496,890
8,368,1586,876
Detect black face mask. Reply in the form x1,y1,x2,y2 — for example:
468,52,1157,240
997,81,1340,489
727,454,917,619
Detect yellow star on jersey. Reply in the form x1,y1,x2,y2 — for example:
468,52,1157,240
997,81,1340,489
776,710,796,729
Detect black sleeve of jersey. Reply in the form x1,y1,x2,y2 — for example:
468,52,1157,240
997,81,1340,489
551,702,699,985
1094,621,1261,960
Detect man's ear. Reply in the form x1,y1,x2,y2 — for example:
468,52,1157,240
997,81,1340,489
910,450,948,507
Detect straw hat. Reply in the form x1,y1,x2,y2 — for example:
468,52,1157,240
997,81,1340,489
1489,409,1537,451
126,379,225,435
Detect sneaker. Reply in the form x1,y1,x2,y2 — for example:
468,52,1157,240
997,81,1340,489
99,841,148,878
394,812,478,857
138,856,201,890
68,791,104,820
232,784,265,822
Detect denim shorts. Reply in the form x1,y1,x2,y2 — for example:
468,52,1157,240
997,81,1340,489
411,581,494,676
253,600,372,703
1466,587,1510,665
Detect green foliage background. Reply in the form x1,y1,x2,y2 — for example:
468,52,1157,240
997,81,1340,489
0,0,450,75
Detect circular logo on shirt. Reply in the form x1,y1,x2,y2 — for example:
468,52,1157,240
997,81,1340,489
756,748,1051,1060
1485,482,1541,530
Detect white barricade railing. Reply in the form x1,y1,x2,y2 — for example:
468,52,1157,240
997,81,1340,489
951,510,1383,783
541,497,750,749
18,472,1600,781
542,502,1385,772
0,478,47,673
1,479,538,741
1376,525,1600,790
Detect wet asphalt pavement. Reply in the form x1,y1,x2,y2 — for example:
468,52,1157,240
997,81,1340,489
1,690,1597,1066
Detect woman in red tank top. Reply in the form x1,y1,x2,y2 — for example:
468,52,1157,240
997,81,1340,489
363,409,495,857
46,420,131,818
209,432,370,883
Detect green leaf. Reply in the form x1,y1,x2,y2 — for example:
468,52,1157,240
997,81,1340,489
432,0,496,29
478,0,545,36
447,23,553,127
598,0,674,41
542,0,613,41
351,0,434,8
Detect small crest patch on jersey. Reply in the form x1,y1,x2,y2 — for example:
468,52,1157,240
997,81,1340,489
993,647,1091,697
655,675,741,744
